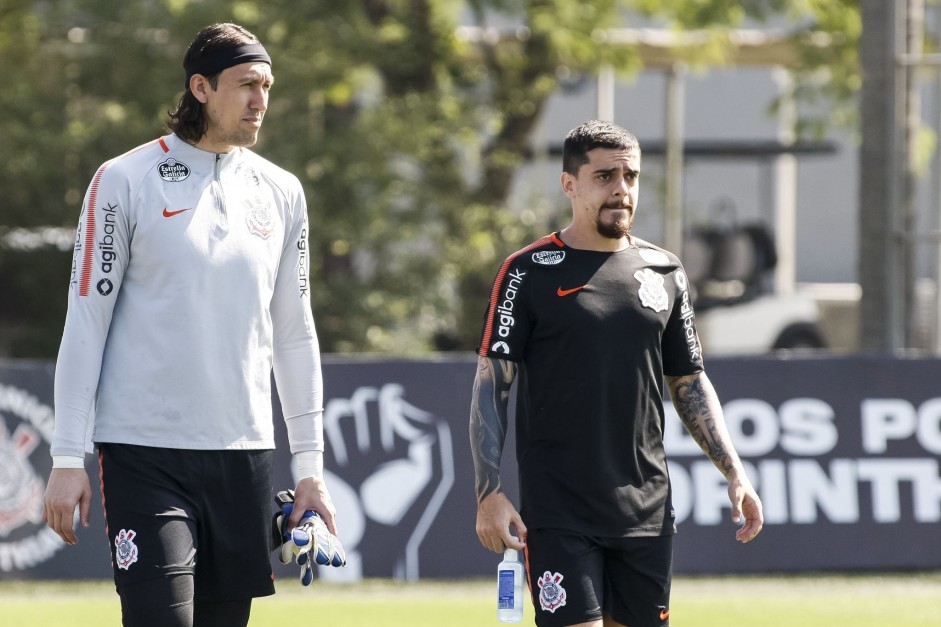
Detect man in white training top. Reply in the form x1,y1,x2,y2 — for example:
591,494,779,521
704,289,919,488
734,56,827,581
42,22,336,627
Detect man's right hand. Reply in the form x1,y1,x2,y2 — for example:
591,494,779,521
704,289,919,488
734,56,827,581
475,491,527,554
43,468,91,545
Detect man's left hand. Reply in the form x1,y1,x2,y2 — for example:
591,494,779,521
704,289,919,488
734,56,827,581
288,476,338,536
728,473,764,543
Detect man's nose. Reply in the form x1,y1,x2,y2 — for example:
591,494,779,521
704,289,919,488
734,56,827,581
251,89,268,113
613,177,629,196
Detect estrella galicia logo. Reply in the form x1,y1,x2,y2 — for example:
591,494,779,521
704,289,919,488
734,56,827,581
532,250,565,266
0,383,65,572
157,159,190,182
304,383,454,582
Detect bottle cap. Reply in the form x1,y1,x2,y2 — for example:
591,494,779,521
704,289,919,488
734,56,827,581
504,548,518,561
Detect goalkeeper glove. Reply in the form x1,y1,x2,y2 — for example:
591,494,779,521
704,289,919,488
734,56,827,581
272,489,346,586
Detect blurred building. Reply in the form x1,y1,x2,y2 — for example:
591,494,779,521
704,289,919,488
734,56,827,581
494,13,941,355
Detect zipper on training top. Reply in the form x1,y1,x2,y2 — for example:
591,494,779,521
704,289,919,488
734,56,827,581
212,152,228,230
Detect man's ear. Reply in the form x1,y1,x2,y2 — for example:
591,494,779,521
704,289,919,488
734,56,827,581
189,75,211,104
560,171,576,198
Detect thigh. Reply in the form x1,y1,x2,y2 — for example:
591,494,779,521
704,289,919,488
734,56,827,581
193,598,252,627
99,444,198,590
602,535,673,627
117,574,194,627
193,449,275,601
526,528,605,627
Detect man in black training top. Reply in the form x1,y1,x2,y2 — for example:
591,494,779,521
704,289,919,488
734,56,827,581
469,120,763,627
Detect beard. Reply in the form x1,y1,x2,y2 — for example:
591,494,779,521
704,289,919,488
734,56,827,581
222,127,260,148
596,201,633,239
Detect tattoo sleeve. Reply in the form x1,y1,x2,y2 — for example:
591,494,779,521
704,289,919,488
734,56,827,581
668,372,741,478
469,355,517,504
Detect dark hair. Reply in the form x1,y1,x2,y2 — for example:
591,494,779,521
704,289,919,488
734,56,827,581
166,23,261,143
562,120,640,174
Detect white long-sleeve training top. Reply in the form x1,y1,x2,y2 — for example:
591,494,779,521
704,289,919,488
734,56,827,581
51,134,323,459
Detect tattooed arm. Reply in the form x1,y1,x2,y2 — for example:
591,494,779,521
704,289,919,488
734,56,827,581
666,371,764,543
469,355,527,552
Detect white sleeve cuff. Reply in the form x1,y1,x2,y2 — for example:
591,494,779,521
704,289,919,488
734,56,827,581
294,449,324,481
52,455,86,469
284,410,324,455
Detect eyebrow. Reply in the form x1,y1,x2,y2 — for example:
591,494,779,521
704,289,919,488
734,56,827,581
594,166,639,176
235,68,274,85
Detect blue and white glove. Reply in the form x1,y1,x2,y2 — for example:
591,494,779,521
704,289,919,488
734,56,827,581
273,490,346,586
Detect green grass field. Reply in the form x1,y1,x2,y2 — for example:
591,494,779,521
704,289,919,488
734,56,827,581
1,573,939,626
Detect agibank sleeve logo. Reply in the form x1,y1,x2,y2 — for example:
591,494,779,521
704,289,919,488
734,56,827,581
673,269,702,363
488,266,526,353
76,166,120,298
480,237,556,357
296,228,309,298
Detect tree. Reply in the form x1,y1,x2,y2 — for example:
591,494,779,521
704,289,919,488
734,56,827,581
0,0,861,357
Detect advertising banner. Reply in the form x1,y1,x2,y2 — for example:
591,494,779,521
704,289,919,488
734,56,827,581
1,355,939,581
668,356,941,573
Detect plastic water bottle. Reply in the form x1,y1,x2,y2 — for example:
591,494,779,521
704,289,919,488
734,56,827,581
497,547,524,623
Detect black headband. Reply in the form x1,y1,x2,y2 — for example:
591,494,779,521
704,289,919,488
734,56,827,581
184,43,272,88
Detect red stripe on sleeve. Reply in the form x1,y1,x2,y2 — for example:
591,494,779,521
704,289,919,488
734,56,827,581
99,449,110,542
78,167,107,297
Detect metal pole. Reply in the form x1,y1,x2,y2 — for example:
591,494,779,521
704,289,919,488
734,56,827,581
858,0,903,351
772,67,797,295
934,3,941,353
597,64,615,121
664,63,686,254
898,0,923,349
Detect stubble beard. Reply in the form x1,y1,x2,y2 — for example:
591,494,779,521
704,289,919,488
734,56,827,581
225,127,260,148
596,203,633,239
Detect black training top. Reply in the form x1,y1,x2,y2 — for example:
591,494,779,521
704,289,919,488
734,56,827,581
478,232,704,537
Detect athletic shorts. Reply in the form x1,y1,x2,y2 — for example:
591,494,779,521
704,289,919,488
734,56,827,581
525,528,673,627
98,443,276,601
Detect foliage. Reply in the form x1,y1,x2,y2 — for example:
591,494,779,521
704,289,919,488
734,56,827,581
0,0,861,356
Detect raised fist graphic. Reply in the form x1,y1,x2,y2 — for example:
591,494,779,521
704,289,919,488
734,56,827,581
300,383,454,581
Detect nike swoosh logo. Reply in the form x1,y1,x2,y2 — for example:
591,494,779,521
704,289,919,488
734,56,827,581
557,285,587,297
162,207,191,218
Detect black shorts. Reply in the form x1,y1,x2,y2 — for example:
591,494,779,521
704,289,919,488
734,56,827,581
98,443,276,601
525,528,673,627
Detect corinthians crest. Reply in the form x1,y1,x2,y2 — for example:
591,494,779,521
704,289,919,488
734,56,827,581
634,268,669,312
0,382,67,575
537,571,567,613
235,164,276,239
0,420,43,537
114,529,139,570
246,204,274,239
